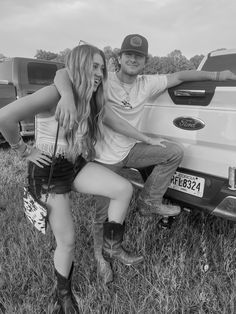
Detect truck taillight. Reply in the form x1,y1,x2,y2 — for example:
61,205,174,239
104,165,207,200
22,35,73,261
228,166,236,190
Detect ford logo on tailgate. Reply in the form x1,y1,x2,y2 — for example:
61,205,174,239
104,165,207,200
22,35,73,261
173,117,205,130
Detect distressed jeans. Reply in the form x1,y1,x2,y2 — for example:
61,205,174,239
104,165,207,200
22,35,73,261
94,141,184,224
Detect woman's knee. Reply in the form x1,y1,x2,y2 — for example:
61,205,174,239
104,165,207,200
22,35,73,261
117,180,133,200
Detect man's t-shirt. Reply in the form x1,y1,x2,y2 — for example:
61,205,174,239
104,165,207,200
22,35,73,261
95,71,167,164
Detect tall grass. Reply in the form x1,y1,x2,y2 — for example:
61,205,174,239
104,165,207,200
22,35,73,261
0,146,236,314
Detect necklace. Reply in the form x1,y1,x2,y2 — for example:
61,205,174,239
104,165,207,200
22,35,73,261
119,82,133,102
117,76,136,109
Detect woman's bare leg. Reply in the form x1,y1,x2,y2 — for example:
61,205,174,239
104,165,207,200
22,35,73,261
72,162,133,223
46,193,75,277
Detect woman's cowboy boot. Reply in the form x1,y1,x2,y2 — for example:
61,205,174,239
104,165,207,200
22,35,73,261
93,222,113,284
102,221,144,265
54,263,80,314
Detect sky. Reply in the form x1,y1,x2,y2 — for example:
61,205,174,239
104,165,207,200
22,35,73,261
1,0,236,60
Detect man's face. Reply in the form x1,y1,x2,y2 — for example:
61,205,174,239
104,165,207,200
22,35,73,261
119,52,146,76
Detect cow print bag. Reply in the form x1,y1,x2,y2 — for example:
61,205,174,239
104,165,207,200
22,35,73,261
23,187,48,234
23,123,59,234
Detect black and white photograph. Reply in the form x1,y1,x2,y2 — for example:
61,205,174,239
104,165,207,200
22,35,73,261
0,0,236,313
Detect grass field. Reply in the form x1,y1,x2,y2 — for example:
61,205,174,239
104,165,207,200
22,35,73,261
0,146,236,314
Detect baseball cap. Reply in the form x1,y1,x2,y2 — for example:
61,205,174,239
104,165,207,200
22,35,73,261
120,34,148,57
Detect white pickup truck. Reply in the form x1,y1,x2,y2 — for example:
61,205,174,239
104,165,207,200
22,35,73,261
139,49,236,221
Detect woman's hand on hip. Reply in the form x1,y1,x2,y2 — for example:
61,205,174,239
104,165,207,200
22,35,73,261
26,148,52,168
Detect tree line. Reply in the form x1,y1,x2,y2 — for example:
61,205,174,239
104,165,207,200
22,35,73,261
34,46,204,73
0,47,204,74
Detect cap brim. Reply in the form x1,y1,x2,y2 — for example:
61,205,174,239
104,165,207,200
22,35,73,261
120,49,147,57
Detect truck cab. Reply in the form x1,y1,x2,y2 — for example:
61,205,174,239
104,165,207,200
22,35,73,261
0,80,17,143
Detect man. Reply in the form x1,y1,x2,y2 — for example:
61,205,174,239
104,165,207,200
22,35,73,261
54,34,236,284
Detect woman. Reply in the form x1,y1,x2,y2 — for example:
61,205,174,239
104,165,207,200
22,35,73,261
0,44,149,313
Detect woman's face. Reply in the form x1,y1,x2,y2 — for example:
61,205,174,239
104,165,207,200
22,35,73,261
92,53,105,91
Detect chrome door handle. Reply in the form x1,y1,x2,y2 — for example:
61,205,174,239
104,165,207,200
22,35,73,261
174,89,206,97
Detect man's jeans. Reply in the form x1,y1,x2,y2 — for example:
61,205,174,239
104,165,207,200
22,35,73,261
94,141,184,224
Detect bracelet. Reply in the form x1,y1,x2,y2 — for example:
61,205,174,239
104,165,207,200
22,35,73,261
11,136,32,158
20,145,32,158
10,136,24,150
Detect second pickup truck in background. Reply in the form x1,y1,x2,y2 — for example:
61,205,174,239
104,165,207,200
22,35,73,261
0,57,64,140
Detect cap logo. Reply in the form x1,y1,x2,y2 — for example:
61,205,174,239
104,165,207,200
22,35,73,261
130,36,142,47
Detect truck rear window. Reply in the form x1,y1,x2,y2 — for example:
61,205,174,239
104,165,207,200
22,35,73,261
201,54,236,72
27,62,58,85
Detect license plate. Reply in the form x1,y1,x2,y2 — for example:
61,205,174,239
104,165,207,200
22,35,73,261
169,171,205,198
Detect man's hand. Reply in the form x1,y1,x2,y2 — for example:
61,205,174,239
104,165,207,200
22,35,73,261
219,70,236,81
144,133,177,147
147,137,166,147
55,96,77,130
144,134,170,147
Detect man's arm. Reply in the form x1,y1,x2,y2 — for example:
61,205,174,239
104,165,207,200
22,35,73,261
104,106,166,147
54,69,77,130
166,70,236,88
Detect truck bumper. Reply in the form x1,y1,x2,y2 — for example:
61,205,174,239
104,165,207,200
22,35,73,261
128,166,236,222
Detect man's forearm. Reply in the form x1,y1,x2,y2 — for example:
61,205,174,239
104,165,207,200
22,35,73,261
167,69,236,88
54,69,74,100
104,107,151,143
176,70,218,82
54,69,77,128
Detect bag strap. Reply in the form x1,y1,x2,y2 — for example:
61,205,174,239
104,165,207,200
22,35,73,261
45,122,60,203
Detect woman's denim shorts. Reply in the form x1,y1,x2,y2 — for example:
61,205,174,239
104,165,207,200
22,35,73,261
28,155,87,200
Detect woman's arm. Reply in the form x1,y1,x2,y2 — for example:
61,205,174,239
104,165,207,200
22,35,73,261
0,85,59,145
54,69,77,130
103,106,166,147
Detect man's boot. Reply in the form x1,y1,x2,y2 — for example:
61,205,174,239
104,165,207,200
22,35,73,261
93,222,113,284
54,263,80,314
102,221,144,265
137,197,181,217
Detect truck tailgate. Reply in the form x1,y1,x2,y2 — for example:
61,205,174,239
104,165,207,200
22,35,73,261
140,82,236,179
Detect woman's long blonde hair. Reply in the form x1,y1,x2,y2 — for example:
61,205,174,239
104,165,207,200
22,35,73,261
65,44,107,162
